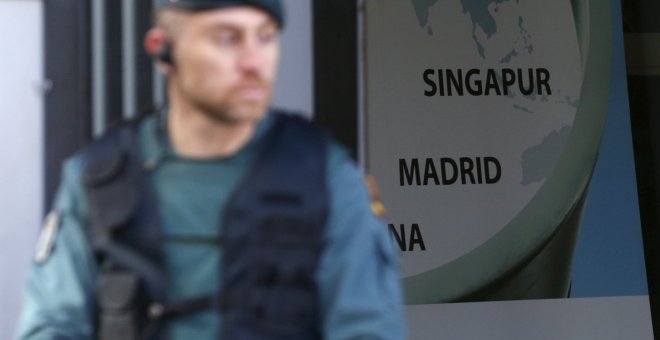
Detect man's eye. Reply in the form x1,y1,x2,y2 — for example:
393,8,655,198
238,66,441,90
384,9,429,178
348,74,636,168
213,34,238,46
258,31,277,45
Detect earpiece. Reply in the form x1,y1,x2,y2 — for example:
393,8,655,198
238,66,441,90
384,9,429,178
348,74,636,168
157,43,173,65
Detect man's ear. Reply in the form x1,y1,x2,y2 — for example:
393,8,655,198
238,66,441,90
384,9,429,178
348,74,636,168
144,28,173,73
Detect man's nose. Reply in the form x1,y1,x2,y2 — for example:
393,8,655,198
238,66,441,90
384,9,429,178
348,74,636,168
237,40,266,74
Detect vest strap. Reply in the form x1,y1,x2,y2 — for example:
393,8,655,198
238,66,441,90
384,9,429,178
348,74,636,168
83,119,166,340
147,294,220,321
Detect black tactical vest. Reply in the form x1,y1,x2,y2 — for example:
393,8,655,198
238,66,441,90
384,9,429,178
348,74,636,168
82,112,328,340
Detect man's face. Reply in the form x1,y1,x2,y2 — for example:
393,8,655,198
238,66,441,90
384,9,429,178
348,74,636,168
168,7,280,124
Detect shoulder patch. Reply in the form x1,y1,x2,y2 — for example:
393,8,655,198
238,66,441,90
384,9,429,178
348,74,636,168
34,211,60,264
365,175,387,218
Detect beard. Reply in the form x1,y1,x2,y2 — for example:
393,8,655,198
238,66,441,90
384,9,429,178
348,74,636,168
184,77,273,126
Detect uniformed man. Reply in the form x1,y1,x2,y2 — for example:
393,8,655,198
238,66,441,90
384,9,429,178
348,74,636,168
16,0,405,339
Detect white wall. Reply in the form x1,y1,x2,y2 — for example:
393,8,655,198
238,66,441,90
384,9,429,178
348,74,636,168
0,1,44,338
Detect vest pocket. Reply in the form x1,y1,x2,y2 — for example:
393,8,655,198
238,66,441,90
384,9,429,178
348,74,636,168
97,271,139,340
243,216,320,336
248,269,316,336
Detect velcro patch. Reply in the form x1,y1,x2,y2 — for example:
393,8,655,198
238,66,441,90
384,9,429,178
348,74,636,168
34,211,60,263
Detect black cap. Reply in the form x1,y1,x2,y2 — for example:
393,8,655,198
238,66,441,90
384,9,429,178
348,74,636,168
157,0,284,28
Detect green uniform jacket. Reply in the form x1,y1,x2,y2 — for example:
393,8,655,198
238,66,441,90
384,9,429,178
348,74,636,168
16,112,406,339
